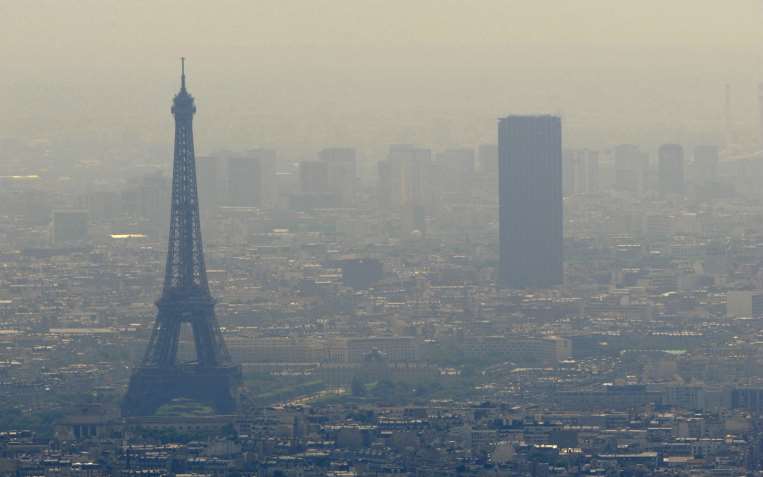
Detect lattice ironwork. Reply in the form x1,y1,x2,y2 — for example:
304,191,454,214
123,60,240,417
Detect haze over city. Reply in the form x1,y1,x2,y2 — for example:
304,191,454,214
3,0,763,156
6,2,763,476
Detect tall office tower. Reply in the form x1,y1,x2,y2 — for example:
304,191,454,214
86,191,119,222
658,144,686,196
299,160,330,195
378,145,432,211
292,159,337,209
227,149,277,208
437,148,475,196
378,145,431,236
498,115,563,289
724,83,735,150
614,144,648,195
319,147,357,205
477,144,498,176
564,149,599,195
758,83,763,147
139,174,171,235
123,60,241,417
196,156,222,213
693,145,719,186
562,150,576,196
584,150,600,193
251,149,277,208
51,210,88,246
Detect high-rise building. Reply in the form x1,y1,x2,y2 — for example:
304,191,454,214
51,210,88,246
658,144,685,196
758,83,763,146
377,145,432,211
498,115,563,289
378,145,432,237
291,160,339,210
584,150,600,193
137,174,171,236
477,144,498,176
196,155,223,213
227,149,277,208
319,147,357,205
254,149,278,208
614,144,648,195
564,149,599,196
693,145,719,186
86,191,119,223
299,160,330,195
436,148,475,197
227,157,256,206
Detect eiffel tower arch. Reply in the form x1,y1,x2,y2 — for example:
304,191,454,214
122,59,241,417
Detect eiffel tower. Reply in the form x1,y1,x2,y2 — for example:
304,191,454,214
122,59,241,417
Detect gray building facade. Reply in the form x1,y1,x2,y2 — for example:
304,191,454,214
498,115,563,288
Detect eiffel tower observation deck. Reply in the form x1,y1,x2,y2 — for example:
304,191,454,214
122,59,241,417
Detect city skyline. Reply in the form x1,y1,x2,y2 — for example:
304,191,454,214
6,3,763,475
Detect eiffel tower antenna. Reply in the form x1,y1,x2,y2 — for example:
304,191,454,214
181,57,186,90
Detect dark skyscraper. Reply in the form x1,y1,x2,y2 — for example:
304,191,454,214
658,144,685,196
122,60,241,416
498,115,563,289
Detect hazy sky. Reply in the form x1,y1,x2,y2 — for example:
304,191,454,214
2,0,763,156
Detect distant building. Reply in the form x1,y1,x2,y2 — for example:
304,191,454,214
643,213,673,243
227,157,256,206
319,147,357,205
135,174,170,235
378,145,433,237
614,144,648,195
726,291,763,318
51,210,88,246
564,149,599,196
581,149,600,194
437,148,475,196
299,160,330,195
345,336,418,363
731,387,763,413
292,160,339,210
758,83,763,146
338,258,383,290
227,149,277,208
86,190,119,222
477,144,498,176
463,336,572,365
378,145,432,211
498,115,563,289
692,145,719,186
658,144,685,196
196,155,223,212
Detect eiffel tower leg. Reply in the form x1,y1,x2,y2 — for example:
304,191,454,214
122,366,242,417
